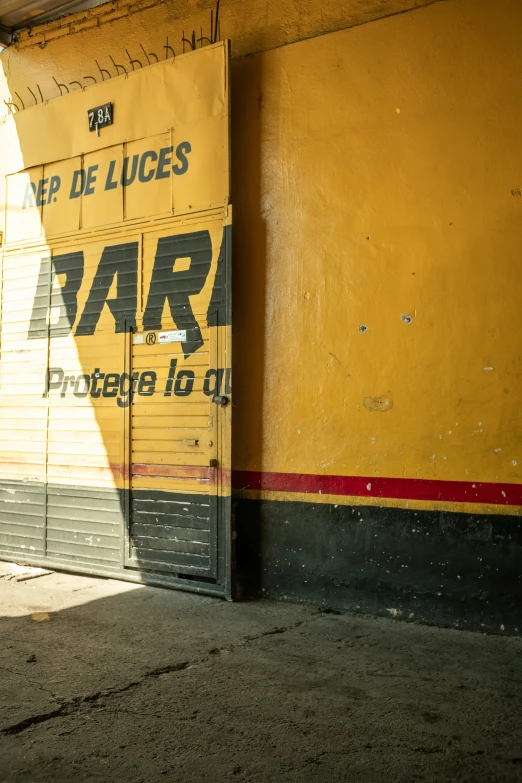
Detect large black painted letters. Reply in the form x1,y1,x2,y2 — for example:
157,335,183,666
143,230,212,357
27,229,226,347
75,242,138,335
28,252,84,339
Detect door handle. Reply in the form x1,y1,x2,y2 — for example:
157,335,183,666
212,395,229,406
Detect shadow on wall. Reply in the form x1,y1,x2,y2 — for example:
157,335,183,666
230,53,267,593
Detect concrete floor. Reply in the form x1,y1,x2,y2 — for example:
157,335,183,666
0,562,521,783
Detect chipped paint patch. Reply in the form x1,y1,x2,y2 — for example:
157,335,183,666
363,396,393,412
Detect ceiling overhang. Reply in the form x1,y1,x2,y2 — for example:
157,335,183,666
0,0,110,39
0,23,13,46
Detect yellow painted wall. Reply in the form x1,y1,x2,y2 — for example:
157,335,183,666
1,0,522,510
232,0,522,493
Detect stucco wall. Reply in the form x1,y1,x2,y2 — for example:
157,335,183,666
231,0,522,510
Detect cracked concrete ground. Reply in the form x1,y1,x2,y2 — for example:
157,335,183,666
0,563,521,783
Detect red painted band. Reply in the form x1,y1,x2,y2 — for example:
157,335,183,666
232,471,522,507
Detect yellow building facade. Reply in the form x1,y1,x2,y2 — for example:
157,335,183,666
1,0,521,630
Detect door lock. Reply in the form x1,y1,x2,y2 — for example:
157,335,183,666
212,395,229,406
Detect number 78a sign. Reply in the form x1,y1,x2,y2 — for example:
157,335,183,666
88,103,113,133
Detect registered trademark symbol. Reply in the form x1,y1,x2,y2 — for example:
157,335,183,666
146,332,156,345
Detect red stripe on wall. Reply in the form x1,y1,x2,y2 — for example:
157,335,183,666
232,471,522,507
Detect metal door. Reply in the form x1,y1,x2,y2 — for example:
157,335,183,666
123,220,232,594
0,42,231,596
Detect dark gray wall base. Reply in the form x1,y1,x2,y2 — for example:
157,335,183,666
234,498,522,635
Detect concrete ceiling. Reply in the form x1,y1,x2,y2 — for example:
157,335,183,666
0,0,109,41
